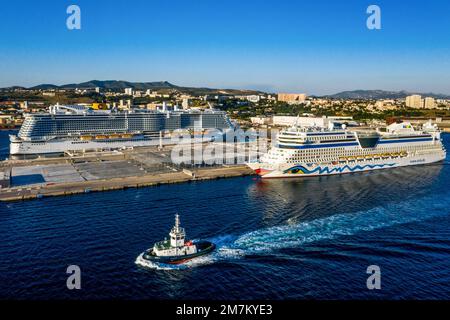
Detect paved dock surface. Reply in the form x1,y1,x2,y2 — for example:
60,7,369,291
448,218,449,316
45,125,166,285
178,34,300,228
0,143,259,201
0,165,253,201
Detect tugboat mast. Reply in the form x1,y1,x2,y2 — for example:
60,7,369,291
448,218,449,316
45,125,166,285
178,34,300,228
169,214,185,248
174,214,180,232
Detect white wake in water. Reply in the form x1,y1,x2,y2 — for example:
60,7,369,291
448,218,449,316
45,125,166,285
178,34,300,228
136,192,450,270
235,193,449,253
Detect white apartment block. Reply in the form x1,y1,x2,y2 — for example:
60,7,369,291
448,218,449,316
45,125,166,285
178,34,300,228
423,97,435,109
272,116,328,128
405,95,422,108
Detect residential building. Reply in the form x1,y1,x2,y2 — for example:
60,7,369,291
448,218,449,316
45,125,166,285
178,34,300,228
250,116,271,125
277,93,307,104
246,95,261,103
423,97,435,109
272,115,328,128
182,98,190,109
405,95,422,108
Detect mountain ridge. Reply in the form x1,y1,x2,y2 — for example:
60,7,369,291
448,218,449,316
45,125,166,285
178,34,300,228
324,89,450,100
12,80,263,95
3,81,450,99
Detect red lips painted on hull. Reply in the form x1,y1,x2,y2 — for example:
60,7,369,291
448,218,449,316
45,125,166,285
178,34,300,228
254,168,272,176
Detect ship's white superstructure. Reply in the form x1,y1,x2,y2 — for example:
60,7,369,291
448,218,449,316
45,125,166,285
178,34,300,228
247,121,446,178
10,104,233,155
151,214,197,257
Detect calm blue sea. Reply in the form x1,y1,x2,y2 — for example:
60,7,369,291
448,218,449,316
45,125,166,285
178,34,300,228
0,131,449,299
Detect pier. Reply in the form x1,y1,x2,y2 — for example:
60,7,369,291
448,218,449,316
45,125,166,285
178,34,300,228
0,143,258,202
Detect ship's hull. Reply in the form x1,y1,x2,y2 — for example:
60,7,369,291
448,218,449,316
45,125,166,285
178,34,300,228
10,136,207,155
141,241,216,264
11,104,234,156
248,151,445,178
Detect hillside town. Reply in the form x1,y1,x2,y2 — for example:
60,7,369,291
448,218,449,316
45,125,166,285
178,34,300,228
1,84,450,131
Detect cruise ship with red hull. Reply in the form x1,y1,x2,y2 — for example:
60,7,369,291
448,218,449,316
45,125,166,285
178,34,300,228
247,121,446,178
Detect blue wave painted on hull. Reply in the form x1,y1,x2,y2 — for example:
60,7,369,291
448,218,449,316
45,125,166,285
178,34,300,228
284,163,397,175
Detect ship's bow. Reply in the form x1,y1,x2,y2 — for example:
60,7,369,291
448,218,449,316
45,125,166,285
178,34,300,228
9,135,22,155
246,161,274,177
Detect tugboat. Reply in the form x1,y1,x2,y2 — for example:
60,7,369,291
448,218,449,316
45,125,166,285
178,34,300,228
140,214,216,264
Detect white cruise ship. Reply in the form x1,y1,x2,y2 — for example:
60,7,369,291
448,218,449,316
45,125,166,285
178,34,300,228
10,104,233,155
247,121,446,178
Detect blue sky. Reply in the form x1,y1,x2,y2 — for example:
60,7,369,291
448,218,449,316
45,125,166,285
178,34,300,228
0,0,449,95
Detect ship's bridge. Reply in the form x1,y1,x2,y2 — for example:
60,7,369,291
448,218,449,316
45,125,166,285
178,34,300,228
277,126,355,149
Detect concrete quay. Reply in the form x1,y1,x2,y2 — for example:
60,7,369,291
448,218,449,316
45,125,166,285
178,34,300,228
0,165,254,202
0,142,262,202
